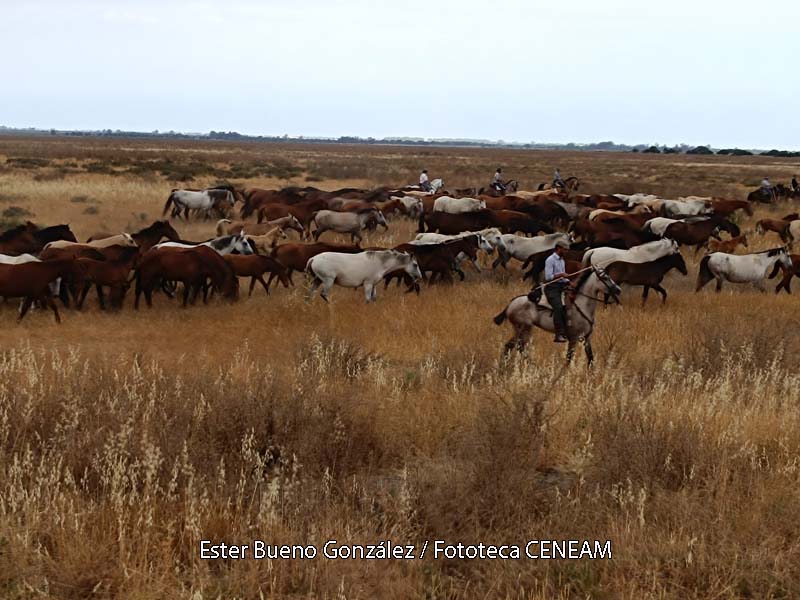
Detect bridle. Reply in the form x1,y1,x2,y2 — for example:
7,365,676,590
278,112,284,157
569,268,620,327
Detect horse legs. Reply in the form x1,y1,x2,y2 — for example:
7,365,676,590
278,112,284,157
776,272,793,294
566,340,576,363
583,336,594,365
364,282,376,303
257,275,270,295
641,286,650,305
654,284,668,303
715,276,723,292
306,277,322,302
181,284,190,307
46,296,61,323
77,282,91,310
95,284,106,310
17,297,33,322
248,277,257,297
503,324,531,357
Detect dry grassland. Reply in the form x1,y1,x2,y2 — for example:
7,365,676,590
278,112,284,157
0,136,799,598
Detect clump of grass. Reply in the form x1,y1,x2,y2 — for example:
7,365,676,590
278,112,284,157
5,156,51,168
82,205,99,215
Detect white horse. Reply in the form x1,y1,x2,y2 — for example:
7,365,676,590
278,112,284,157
163,189,235,220
643,217,682,237
392,196,424,218
155,232,253,256
495,232,572,268
582,239,679,267
433,196,486,214
697,248,792,292
493,267,622,363
311,209,387,243
661,199,712,217
415,228,506,254
306,250,422,303
619,193,659,206
402,179,445,197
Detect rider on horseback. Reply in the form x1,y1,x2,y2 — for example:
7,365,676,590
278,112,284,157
544,239,571,343
761,176,772,200
492,168,507,192
419,169,432,192
553,168,565,191
792,175,799,194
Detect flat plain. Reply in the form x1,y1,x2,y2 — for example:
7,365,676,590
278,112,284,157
0,136,799,598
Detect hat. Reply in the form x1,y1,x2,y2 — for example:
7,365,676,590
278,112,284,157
555,240,569,249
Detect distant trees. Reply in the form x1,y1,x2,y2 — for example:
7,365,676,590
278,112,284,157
643,146,662,154
717,148,754,156
687,146,714,155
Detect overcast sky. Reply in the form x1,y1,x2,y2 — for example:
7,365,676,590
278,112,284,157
3,0,799,148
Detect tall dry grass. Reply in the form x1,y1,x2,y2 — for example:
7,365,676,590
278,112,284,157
0,137,799,598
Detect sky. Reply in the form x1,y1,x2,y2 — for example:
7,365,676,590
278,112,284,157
3,0,799,149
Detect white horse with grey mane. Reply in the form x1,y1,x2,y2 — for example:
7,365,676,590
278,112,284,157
697,248,792,292
582,238,679,267
311,209,387,243
661,199,712,217
155,232,253,255
493,267,622,364
305,250,422,303
432,196,486,214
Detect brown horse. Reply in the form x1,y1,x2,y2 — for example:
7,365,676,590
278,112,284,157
662,216,740,253
707,234,748,254
708,199,753,217
270,242,362,284
0,222,76,256
770,254,800,294
756,213,798,243
0,260,76,322
256,199,328,232
224,254,291,296
134,246,238,308
606,253,688,304
87,220,180,253
73,246,140,310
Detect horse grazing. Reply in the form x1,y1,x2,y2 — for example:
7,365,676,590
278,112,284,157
270,242,362,284
755,213,798,243
697,248,792,293
606,253,688,304
306,250,422,303
135,246,238,308
0,260,76,322
493,267,621,363
707,234,748,254
87,220,180,253
311,209,387,243
224,254,291,296
163,189,235,220
770,254,800,294
72,246,140,310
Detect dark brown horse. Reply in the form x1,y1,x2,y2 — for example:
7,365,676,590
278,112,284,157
135,246,238,308
606,253,688,304
662,216,740,253
420,209,552,236
270,242,362,284
224,254,291,296
0,222,76,255
708,199,753,217
0,260,76,322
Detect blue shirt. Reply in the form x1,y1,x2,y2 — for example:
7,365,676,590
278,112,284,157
544,252,567,282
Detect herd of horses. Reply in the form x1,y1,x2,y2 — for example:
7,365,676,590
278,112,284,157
1,179,799,363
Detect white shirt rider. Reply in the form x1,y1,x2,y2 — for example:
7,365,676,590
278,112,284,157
420,172,429,185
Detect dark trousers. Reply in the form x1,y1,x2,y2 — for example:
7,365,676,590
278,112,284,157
545,283,567,335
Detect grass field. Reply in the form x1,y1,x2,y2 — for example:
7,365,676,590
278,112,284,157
1,136,799,598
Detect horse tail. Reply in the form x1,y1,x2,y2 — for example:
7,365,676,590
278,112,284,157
696,255,714,291
163,192,176,216
492,306,508,325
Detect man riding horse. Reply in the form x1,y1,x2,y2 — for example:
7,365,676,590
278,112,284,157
543,239,572,343
553,168,566,191
419,169,432,193
492,168,507,193
761,176,773,201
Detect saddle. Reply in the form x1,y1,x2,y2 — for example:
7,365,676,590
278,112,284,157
527,286,574,312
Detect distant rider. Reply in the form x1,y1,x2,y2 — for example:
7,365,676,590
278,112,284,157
493,168,506,192
761,176,772,200
553,168,565,190
419,169,432,192
543,239,571,343
792,175,799,193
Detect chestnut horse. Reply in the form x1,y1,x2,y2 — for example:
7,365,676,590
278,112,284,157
135,246,238,308
0,260,76,322
770,254,800,294
606,253,688,304
270,242,362,284
73,246,140,310
224,254,291,296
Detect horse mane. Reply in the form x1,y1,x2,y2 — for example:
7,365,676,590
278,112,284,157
782,213,799,221
575,268,594,290
356,207,378,214
766,247,786,257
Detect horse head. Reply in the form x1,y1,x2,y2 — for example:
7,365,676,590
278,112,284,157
671,252,688,276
